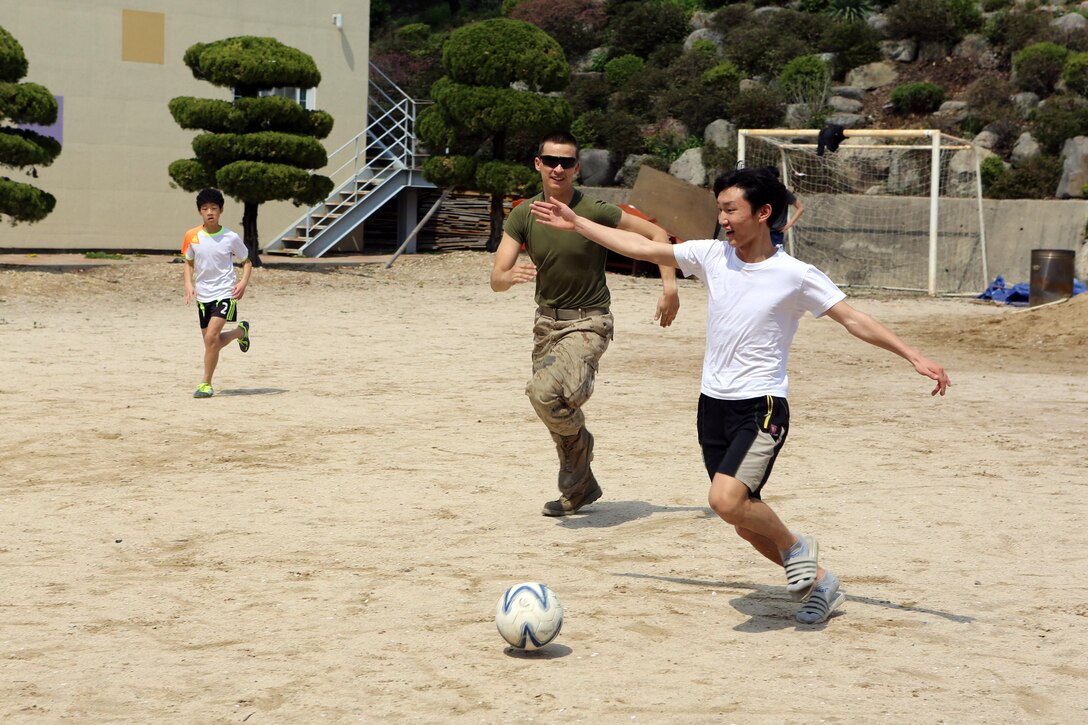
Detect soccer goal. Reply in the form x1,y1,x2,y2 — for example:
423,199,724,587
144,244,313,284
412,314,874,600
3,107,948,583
738,129,988,296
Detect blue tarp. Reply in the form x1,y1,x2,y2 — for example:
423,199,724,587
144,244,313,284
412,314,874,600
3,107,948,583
978,275,1086,306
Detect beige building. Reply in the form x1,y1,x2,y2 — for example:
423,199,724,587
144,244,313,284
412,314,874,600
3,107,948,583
0,0,370,251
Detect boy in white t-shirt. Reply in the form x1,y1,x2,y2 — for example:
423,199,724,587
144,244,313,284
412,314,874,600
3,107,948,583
183,188,252,399
530,168,950,625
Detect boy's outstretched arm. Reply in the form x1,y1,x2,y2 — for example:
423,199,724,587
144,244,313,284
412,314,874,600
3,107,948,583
825,300,951,396
531,200,679,269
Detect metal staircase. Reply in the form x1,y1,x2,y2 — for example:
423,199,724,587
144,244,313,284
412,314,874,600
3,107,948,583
265,62,435,257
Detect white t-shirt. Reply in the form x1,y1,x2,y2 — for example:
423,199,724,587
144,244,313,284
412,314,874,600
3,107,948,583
184,226,248,302
673,240,846,400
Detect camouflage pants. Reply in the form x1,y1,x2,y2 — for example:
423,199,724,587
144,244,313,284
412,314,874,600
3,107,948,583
525,311,613,496
525,311,613,436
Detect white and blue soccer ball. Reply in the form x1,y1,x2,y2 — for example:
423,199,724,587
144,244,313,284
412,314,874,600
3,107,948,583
495,582,564,650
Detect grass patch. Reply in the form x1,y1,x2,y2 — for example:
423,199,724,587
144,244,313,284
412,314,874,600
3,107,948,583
84,251,126,260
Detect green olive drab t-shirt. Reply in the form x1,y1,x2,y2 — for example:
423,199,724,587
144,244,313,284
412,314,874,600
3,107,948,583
504,190,623,309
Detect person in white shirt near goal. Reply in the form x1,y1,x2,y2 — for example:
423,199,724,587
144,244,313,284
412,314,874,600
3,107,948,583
530,167,950,625
183,188,252,399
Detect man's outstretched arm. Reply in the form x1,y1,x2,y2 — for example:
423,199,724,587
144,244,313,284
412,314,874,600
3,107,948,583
618,211,679,327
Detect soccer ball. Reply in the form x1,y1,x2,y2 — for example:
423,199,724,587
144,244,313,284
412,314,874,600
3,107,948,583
495,582,564,650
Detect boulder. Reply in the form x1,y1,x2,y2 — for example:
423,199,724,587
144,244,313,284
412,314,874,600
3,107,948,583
669,147,707,187
934,100,969,125
973,130,999,150
954,34,1000,70
831,85,865,101
880,39,917,63
1056,136,1088,198
1011,92,1040,120
825,112,870,129
845,61,898,90
684,27,725,52
948,146,996,197
784,103,812,128
578,149,616,187
1012,132,1041,163
703,119,736,148
828,96,864,113
614,154,655,188
1052,13,1088,33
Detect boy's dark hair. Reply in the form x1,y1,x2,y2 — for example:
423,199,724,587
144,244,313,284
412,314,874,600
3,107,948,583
196,188,225,209
712,168,787,226
537,131,580,156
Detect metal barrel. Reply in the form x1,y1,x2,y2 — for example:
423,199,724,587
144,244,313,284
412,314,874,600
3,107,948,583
1029,249,1075,306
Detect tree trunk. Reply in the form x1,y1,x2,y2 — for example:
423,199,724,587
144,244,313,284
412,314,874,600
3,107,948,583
241,201,263,267
486,193,504,252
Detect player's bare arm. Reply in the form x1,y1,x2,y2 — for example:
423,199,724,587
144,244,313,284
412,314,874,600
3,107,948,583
489,233,537,292
184,259,196,305
531,200,680,270
825,300,951,396
779,198,805,233
232,259,253,300
618,212,679,327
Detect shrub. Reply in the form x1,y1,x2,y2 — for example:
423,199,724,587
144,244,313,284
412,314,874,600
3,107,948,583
1013,42,1070,96
564,72,610,116
607,1,689,60
609,64,668,120
821,20,883,80
978,155,1008,193
778,55,831,103
980,0,1012,10
723,12,821,77
655,48,732,132
604,54,644,88
890,81,945,114
886,0,981,47
727,86,786,128
984,9,1052,59
571,110,607,148
597,110,645,159
1063,52,1088,97
826,0,875,23
509,0,607,59
1031,94,1088,154
641,118,700,163
984,154,1063,199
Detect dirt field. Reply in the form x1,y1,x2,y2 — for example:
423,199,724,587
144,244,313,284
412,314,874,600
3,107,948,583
1,252,1085,723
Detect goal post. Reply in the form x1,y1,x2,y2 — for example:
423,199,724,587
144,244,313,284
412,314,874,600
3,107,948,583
737,128,989,296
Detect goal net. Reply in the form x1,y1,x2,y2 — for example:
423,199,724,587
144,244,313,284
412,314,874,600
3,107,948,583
738,129,988,295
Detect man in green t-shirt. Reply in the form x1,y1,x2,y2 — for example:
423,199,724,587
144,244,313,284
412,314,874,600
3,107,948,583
490,131,680,516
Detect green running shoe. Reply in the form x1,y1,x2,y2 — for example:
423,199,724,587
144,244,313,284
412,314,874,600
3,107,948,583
193,382,214,398
238,320,250,353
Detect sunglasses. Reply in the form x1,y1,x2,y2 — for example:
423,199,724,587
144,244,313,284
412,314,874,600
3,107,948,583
539,155,578,170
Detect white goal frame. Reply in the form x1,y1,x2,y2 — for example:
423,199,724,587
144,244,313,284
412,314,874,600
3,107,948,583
738,128,989,296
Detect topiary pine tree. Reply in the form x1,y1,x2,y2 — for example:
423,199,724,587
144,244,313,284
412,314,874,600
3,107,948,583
168,36,334,266
0,25,61,224
416,18,572,251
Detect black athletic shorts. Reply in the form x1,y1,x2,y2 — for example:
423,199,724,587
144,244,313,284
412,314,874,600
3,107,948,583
197,298,239,329
696,394,790,498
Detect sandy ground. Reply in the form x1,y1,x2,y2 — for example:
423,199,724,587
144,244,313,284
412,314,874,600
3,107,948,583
1,251,1086,724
